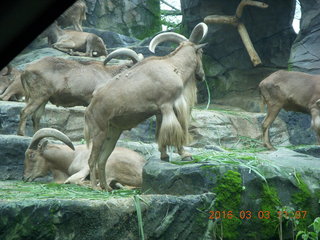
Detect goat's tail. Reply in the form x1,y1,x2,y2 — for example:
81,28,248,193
20,70,37,103
157,102,189,149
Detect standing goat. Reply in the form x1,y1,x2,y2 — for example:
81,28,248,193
0,65,24,101
57,0,87,31
84,23,208,189
24,128,146,190
44,21,107,57
259,70,320,150
17,48,143,136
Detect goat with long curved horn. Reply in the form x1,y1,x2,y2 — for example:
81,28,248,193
17,48,144,136
23,128,146,190
84,23,208,190
104,48,144,65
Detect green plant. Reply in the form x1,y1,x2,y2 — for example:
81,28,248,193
133,195,145,240
295,217,320,240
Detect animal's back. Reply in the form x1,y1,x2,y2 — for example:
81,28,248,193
105,147,146,187
259,70,320,113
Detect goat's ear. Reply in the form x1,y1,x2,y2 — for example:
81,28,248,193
39,140,49,153
316,99,320,108
195,43,208,51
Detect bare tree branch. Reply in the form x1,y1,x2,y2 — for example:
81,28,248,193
204,0,268,67
236,0,268,18
160,0,180,12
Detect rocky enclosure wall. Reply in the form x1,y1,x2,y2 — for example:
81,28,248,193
181,0,297,111
84,0,161,39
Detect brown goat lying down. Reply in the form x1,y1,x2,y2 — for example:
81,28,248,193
23,128,146,191
44,21,107,57
259,70,320,150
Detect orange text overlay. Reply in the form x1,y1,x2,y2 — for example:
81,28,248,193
208,210,308,220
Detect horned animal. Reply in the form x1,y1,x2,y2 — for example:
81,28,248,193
84,22,208,189
17,48,143,136
259,70,320,150
23,128,146,190
44,21,107,57
0,65,24,101
57,0,87,31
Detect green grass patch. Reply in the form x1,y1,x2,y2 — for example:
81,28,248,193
0,181,140,201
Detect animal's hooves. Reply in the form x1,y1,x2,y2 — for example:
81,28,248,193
161,156,170,162
181,156,193,162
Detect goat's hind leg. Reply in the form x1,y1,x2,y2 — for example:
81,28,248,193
156,114,170,161
96,126,122,190
88,131,106,188
32,102,47,132
261,104,281,150
18,99,45,136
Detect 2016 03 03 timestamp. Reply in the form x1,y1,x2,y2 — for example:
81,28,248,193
208,210,308,220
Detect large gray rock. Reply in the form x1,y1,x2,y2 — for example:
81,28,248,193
181,0,297,111
84,0,161,40
142,148,320,239
0,101,85,141
0,101,293,148
0,135,30,180
0,192,214,240
289,0,320,73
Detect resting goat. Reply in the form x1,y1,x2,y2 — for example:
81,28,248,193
57,0,87,31
260,70,320,150
0,65,24,101
84,22,208,189
44,21,107,57
18,48,143,136
23,128,146,190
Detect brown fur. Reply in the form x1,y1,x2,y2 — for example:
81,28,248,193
24,135,146,191
259,70,320,149
17,56,135,136
43,21,107,57
84,41,205,189
0,65,24,101
57,0,87,31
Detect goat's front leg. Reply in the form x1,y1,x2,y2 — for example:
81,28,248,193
18,99,44,136
96,127,122,190
64,167,90,185
52,41,76,55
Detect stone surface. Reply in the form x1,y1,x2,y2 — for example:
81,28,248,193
0,135,30,180
0,192,214,240
142,148,320,196
0,101,293,148
0,101,85,141
289,0,320,74
84,0,161,40
142,148,320,239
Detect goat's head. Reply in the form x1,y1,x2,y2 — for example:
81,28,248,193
91,37,108,57
0,65,13,94
103,48,144,66
149,22,208,81
23,128,75,182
